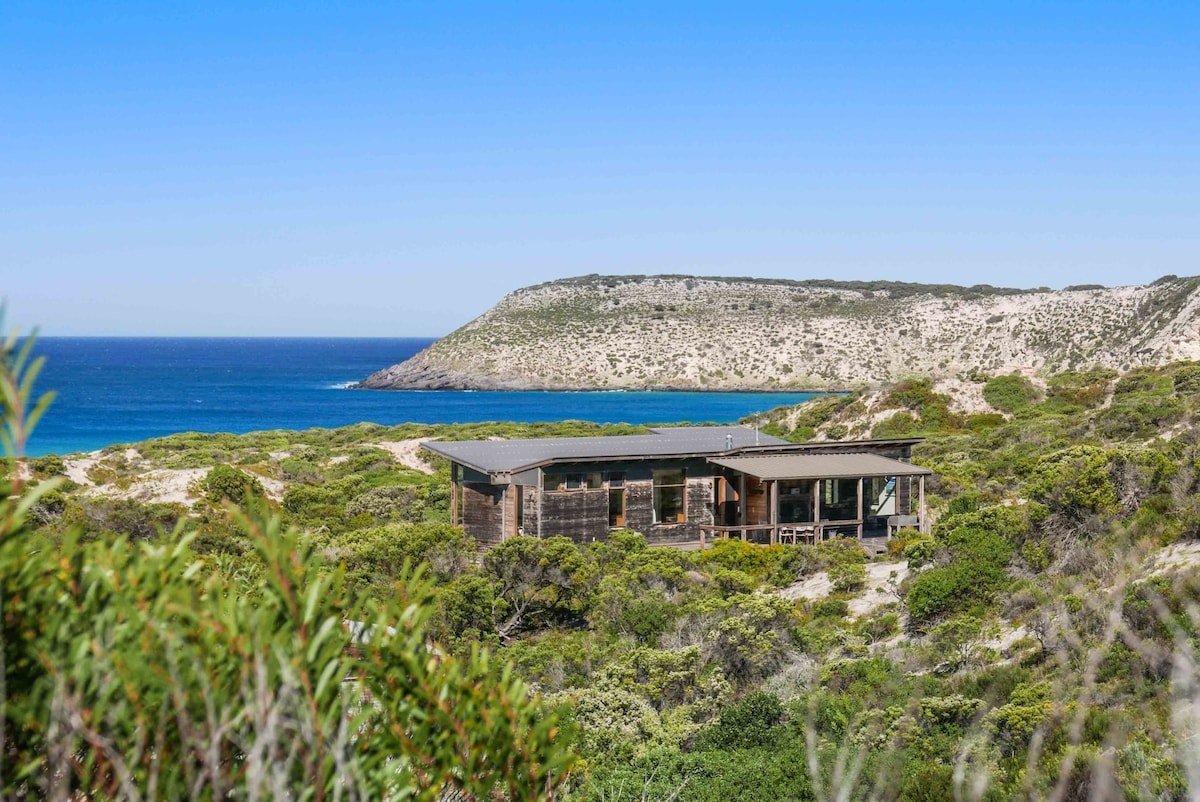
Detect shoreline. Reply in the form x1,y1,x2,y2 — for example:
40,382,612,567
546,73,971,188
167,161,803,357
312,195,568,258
351,381,854,394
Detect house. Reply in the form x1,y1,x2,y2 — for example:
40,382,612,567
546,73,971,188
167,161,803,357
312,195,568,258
422,427,932,549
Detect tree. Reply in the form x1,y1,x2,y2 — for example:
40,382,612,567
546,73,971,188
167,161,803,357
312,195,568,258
483,535,589,641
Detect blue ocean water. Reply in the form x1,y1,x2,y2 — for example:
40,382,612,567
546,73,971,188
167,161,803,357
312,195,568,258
22,338,821,457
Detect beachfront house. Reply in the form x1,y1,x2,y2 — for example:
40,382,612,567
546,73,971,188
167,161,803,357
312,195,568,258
423,427,933,550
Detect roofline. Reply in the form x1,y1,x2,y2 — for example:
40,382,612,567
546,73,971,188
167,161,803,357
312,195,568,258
736,437,925,454
422,435,925,478
709,463,934,480
421,443,754,476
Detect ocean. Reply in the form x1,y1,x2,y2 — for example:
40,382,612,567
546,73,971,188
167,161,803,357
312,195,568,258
21,338,822,457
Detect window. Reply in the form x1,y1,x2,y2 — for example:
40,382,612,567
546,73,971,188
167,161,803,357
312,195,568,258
543,472,604,492
607,471,625,527
653,469,686,524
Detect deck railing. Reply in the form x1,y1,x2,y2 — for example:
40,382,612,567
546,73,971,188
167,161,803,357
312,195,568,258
698,518,913,547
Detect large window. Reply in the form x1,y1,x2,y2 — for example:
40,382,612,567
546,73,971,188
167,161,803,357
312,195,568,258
653,469,686,524
822,477,859,520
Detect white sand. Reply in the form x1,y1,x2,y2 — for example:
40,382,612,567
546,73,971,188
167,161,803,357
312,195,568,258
63,452,102,486
369,439,436,474
778,560,909,619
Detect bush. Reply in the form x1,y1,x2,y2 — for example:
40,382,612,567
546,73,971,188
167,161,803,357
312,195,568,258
825,423,849,440
345,484,420,522
906,525,1013,626
1173,363,1200,395
966,412,1006,431
695,691,784,750
983,374,1038,413
202,463,265,505
279,456,323,482
813,598,849,619
695,539,784,580
901,536,936,568
830,562,867,592
947,492,983,516
1026,446,1119,516
29,454,65,478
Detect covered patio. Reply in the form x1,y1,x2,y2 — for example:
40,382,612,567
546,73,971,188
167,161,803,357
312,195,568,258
700,452,932,547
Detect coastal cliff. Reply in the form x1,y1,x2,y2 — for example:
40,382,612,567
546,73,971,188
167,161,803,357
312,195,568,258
358,274,1200,390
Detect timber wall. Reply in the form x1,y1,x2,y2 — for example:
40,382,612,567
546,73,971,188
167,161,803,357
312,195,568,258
462,482,506,548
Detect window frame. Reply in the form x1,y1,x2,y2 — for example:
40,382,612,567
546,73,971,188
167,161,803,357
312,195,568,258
652,468,687,525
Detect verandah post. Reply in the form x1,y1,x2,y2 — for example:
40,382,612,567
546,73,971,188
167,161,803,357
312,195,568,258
769,480,778,545
918,474,927,534
856,477,864,540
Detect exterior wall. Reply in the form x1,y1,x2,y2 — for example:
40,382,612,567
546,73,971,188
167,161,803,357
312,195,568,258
539,489,609,545
462,482,506,548
521,486,540,537
623,475,715,546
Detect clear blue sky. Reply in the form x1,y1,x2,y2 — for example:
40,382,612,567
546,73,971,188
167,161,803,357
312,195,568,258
3,1,1198,336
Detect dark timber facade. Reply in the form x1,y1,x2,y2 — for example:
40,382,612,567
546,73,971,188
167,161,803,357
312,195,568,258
425,427,932,550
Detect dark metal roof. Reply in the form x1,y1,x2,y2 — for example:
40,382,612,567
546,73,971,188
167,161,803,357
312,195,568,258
737,437,924,454
709,453,933,480
423,426,788,474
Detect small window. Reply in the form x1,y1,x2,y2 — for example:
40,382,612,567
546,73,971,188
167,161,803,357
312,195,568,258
543,473,561,492
564,474,582,491
607,471,625,488
586,472,603,490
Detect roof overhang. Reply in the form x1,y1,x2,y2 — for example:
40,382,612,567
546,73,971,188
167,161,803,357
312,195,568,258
709,453,933,481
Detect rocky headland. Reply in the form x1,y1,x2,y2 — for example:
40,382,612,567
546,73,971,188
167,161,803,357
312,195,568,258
358,274,1200,391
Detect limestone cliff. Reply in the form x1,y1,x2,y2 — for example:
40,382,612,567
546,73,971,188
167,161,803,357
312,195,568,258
358,274,1200,390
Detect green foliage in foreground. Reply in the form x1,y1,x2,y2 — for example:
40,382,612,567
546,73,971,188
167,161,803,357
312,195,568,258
2,333,571,800
14,326,1200,799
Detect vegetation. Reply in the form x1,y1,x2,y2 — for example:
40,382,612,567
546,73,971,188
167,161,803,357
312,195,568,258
11,323,1200,798
1,332,572,800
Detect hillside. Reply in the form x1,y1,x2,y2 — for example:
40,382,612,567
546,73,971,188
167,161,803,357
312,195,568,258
15,357,1200,799
359,273,1200,390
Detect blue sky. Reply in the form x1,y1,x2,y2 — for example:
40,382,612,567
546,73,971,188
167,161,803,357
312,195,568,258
3,1,1198,336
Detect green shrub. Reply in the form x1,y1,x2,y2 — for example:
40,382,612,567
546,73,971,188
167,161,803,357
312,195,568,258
1020,540,1051,571
1172,363,1200,395
695,691,784,750
872,411,920,438
901,536,936,568
906,525,1013,626
983,374,1038,413
813,598,849,619
1026,446,1119,516
279,456,323,482
966,412,1006,431
29,454,65,478
830,562,867,592
202,463,265,505
947,492,983,515
695,539,784,580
